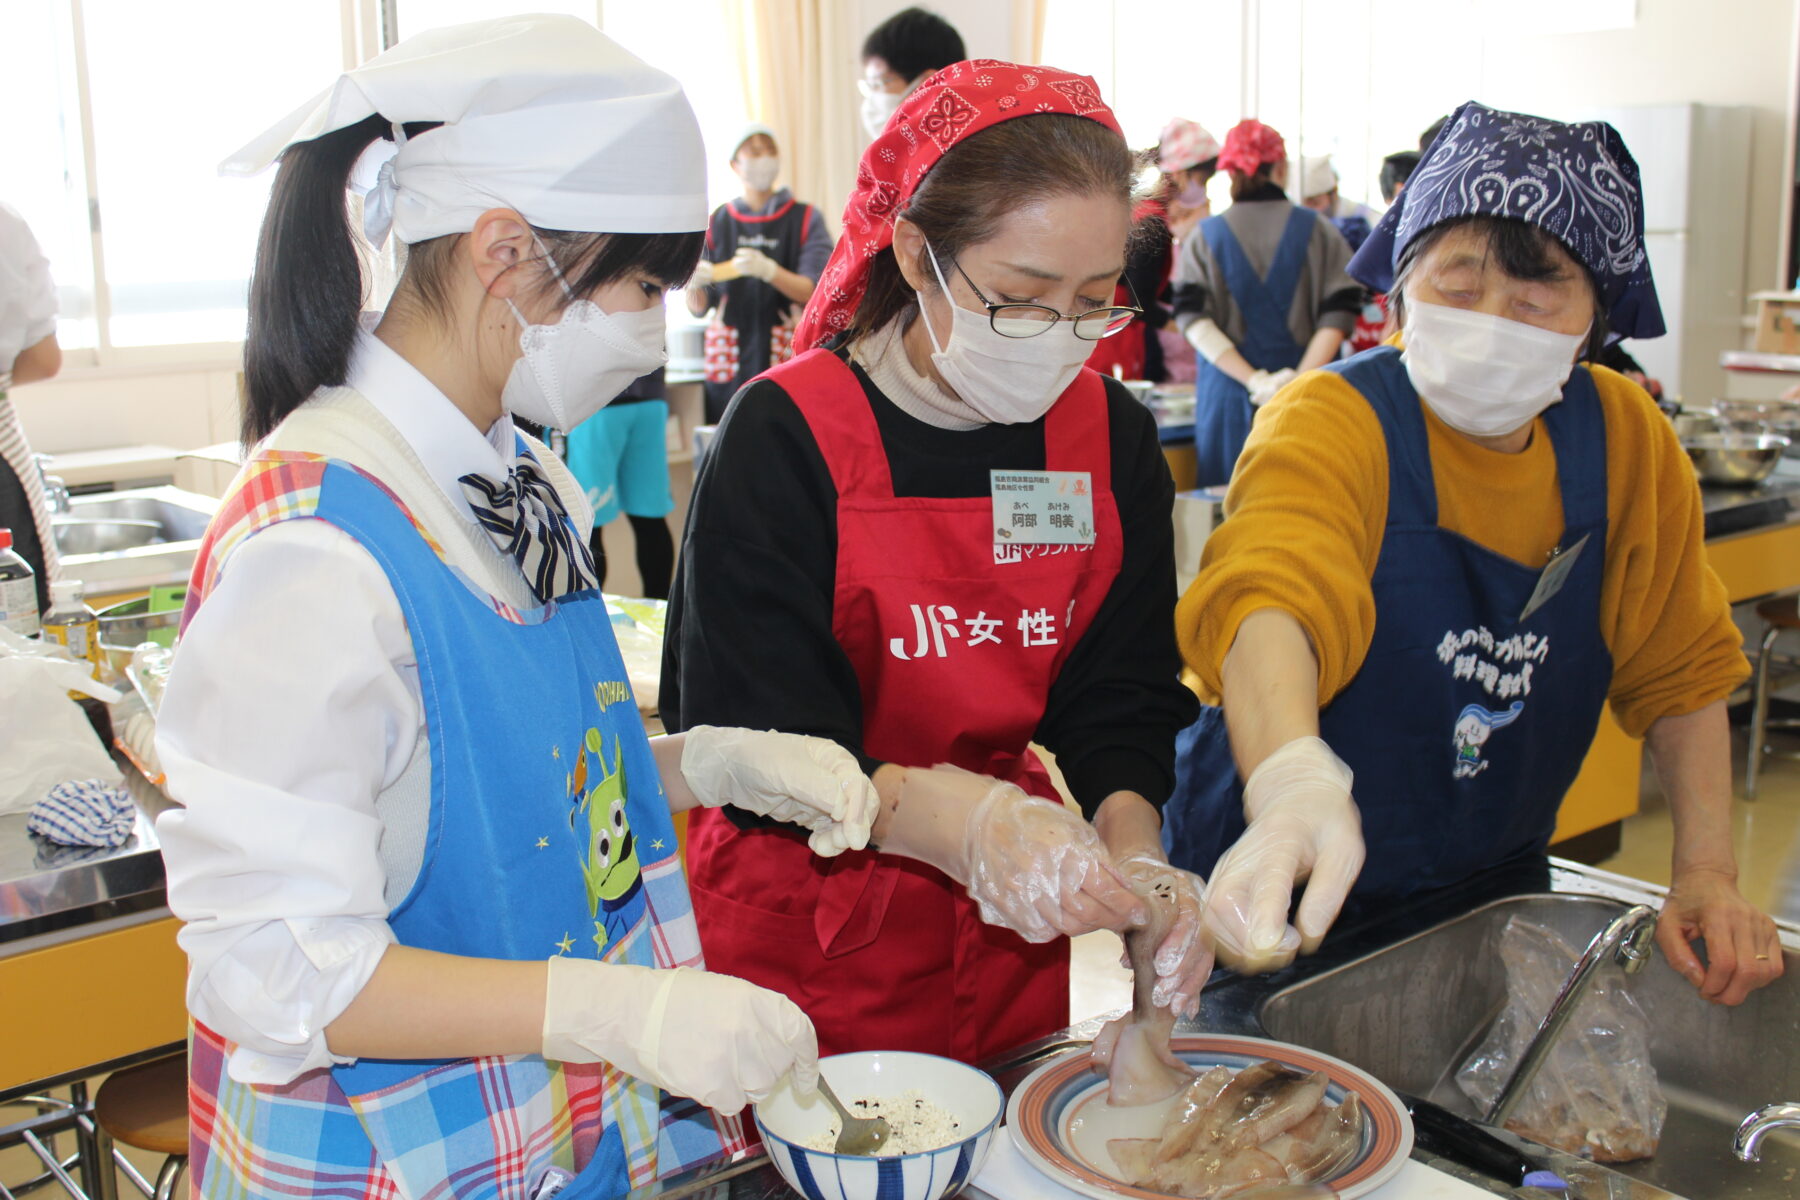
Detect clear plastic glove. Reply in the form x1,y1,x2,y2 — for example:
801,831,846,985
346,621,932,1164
688,258,715,289
883,766,1145,942
1204,736,1363,973
1246,367,1297,406
732,246,779,282
543,957,818,1114
681,726,877,856
1117,852,1213,1015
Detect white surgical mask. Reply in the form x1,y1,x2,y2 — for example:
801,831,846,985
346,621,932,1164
1400,299,1588,438
502,246,668,431
915,242,1092,425
1175,179,1208,208
861,88,906,140
742,156,780,192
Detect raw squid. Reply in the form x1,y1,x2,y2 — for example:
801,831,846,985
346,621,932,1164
1102,1061,1363,1199
1092,871,1193,1105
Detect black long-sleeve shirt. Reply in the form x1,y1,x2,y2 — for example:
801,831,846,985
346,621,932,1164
660,356,1198,821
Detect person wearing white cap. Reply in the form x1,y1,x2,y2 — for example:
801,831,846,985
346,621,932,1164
152,17,875,1198
1156,118,1222,243
686,124,834,424
1297,153,1382,242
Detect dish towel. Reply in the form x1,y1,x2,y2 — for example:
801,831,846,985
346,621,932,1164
27,779,136,848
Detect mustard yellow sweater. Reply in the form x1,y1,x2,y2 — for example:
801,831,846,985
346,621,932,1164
1178,362,1748,737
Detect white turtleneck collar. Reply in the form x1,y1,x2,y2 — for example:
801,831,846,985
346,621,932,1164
849,316,986,431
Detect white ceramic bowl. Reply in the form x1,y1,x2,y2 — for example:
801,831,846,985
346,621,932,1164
754,1051,1003,1200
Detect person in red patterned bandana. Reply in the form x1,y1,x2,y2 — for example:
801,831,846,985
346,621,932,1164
662,61,1209,1062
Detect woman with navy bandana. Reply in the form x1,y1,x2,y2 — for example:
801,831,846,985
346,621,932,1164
1166,102,1784,1008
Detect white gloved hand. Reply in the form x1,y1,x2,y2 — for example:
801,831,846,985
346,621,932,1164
1203,736,1363,973
681,726,878,856
1246,367,1297,406
544,957,818,1113
732,246,779,282
1117,853,1213,1016
688,258,715,289
963,782,1145,943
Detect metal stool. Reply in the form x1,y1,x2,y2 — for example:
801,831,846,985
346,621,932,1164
92,1057,186,1200
1747,596,1800,799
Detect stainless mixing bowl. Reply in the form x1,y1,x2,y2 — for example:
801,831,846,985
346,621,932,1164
1683,433,1791,486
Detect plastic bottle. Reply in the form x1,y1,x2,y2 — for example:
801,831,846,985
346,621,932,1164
0,528,39,639
42,579,102,680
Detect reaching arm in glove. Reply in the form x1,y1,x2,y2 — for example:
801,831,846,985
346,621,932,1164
1185,317,1296,405
1209,608,1365,972
868,763,1147,941
324,946,818,1114
732,247,817,306
651,726,878,856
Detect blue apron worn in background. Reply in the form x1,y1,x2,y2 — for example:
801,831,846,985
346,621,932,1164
1166,347,1613,901
1193,207,1316,487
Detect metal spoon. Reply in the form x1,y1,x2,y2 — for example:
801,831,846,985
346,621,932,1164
817,1075,891,1156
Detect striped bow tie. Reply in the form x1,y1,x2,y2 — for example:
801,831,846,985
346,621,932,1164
459,455,599,604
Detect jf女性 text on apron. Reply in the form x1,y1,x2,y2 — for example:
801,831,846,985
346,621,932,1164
182,445,742,1200
1192,208,1316,487
686,349,1124,1064
1166,347,1612,901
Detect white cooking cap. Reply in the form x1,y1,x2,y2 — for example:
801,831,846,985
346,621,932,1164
221,14,707,246
1299,154,1338,199
731,122,779,160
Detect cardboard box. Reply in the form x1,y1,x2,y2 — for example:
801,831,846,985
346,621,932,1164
1753,292,1800,355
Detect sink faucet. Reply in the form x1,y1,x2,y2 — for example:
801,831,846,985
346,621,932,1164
1735,1102,1800,1162
1484,904,1660,1128
35,454,70,514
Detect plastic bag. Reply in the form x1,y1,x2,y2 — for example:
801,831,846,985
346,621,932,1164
1456,915,1665,1162
0,626,123,814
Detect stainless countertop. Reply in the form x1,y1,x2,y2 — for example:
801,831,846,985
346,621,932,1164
0,768,172,950
620,860,1787,1200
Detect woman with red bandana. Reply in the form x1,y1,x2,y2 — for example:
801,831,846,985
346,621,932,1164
1171,119,1361,486
662,62,1205,1062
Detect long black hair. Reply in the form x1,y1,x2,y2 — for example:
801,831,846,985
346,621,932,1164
241,115,703,444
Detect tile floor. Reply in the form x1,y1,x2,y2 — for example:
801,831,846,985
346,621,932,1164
7,733,1798,1196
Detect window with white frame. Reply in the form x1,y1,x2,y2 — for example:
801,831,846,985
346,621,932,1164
1,0,750,367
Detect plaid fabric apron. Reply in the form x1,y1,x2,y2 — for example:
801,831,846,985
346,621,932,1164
182,449,746,1200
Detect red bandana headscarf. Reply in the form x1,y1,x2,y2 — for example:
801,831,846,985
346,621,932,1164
1215,118,1287,177
794,59,1122,352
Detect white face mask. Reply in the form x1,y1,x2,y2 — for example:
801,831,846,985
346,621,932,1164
915,242,1092,425
861,88,906,140
1400,298,1588,438
501,247,668,431
741,156,780,192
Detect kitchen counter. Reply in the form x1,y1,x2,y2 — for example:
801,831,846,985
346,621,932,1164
622,860,1799,1200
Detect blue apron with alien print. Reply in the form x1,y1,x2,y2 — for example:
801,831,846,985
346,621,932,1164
189,444,731,1200
1166,348,1613,899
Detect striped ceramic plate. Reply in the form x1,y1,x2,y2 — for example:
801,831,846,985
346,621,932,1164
1005,1034,1413,1200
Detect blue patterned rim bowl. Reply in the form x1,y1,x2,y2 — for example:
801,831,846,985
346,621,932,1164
755,1051,1004,1200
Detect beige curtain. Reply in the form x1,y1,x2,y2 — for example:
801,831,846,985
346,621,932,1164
725,0,861,236
1011,0,1048,64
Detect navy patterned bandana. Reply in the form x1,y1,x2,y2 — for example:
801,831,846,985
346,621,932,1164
1349,101,1664,339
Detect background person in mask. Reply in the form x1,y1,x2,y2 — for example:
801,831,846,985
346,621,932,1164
662,63,1205,1063
1171,119,1362,487
1163,102,1782,1007
687,124,833,424
858,6,965,140
154,20,877,1198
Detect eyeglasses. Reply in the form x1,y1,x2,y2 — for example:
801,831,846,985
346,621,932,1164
951,260,1141,341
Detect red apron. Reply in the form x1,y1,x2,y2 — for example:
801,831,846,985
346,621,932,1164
687,349,1124,1063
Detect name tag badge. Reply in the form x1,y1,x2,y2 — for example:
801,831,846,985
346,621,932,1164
1518,532,1589,623
991,470,1096,547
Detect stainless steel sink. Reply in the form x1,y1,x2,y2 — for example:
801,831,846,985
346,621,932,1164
1259,894,1800,1197
57,493,213,542
44,486,219,590
52,518,166,555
